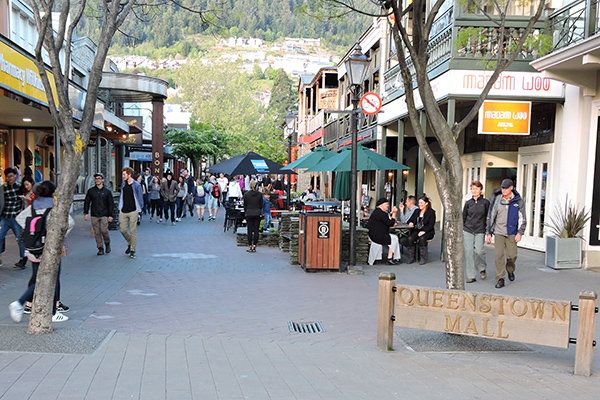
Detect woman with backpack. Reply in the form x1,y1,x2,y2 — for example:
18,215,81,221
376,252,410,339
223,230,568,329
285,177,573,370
194,177,207,221
9,181,73,323
204,176,219,221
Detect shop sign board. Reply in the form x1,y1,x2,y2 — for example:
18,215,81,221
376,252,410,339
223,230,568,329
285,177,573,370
478,100,531,136
0,41,57,106
394,284,571,348
317,88,338,110
379,70,563,125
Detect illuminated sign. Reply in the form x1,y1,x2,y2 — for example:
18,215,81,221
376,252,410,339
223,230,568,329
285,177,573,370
478,100,531,136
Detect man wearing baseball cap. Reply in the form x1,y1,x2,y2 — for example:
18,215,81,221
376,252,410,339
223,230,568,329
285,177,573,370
486,178,527,288
84,173,114,255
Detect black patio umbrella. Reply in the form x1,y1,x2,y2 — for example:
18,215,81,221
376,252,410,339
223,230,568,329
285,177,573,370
208,152,295,176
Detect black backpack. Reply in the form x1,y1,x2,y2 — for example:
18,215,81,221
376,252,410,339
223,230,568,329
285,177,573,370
21,207,51,256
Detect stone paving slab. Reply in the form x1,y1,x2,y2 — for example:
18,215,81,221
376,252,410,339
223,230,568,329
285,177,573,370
0,212,598,399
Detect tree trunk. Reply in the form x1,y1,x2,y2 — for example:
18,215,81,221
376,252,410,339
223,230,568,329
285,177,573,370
440,182,465,290
27,136,81,334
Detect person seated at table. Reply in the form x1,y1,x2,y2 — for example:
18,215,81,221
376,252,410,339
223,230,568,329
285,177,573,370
398,195,418,223
367,198,401,265
300,185,317,202
405,196,436,265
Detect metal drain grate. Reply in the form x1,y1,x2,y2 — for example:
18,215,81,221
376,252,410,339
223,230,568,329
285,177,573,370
288,321,325,334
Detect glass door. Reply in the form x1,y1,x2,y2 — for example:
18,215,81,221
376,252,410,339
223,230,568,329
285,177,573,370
517,146,552,251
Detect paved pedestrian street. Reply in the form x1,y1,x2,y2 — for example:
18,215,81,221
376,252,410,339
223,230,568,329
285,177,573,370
0,213,598,399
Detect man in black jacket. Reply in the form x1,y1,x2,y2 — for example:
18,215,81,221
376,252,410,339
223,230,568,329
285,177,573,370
463,181,490,283
367,198,400,264
84,173,114,255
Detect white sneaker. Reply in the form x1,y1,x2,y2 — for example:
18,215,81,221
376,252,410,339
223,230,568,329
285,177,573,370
9,301,23,323
52,312,69,322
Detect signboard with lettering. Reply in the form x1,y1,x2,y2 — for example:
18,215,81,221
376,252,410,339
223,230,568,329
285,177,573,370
250,159,269,173
394,285,571,348
478,100,532,136
317,88,338,110
0,41,57,106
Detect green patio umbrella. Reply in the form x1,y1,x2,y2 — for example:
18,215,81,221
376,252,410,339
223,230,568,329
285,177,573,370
307,145,410,172
281,146,335,170
332,171,351,201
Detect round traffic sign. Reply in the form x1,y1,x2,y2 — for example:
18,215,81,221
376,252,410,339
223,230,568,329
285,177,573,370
360,92,383,116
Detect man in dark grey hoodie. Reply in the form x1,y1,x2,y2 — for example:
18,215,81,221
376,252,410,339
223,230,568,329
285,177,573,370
463,181,490,283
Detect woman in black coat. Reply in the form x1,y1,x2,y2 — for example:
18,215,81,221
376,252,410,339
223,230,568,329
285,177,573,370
406,196,436,265
243,180,263,253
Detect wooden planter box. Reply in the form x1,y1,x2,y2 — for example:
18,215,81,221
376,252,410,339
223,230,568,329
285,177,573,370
545,236,582,270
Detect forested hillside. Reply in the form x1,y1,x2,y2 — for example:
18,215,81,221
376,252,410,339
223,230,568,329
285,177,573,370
79,0,374,48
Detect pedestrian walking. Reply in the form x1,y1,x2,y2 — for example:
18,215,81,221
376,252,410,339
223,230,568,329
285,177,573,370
175,175,188,221
182,169,195,216
142,168,152,215
148,176,163,223
119,167,144,259
486,179,527,289
243,181,263,252
20,177,36,207
217,173,228,206
0,167,26,269
194,177,207,221
204,176,219,221
160,172,178,225
463,181,490,283
9,180,72,323
262,189,272,233
406,196,436,265
83,173,114,255
135,174,147,224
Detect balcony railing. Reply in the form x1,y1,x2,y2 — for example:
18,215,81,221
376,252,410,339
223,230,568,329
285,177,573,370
383,5,546,101
298,109,326,137
548,0,600,50
323,113,378,148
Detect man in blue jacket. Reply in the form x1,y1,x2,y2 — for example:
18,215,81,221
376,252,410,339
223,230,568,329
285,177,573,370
119,167,144,259
486,179,527,289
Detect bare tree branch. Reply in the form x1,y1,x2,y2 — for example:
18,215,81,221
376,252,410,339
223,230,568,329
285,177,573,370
453,0,546,134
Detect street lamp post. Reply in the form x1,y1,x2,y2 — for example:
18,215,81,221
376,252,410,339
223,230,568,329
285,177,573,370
284,111,298,209
344,45,370,270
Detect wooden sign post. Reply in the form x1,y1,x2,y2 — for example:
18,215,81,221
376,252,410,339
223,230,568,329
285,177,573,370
377,273,597,376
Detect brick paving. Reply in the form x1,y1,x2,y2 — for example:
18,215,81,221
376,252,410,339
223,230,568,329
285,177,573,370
0,212,598,399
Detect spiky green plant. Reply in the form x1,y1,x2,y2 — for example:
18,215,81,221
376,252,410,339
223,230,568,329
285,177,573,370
545,197,591,238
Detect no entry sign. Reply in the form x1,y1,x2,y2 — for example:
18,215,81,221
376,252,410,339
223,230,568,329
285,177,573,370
360,92,382,116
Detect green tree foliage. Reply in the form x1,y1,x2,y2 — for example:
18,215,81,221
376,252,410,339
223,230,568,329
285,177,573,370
165,123,228,174
267,68,297,126
78,0,371,48
177,61,288,163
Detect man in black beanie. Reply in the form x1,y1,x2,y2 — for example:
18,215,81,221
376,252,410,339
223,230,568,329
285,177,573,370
367,198,400,264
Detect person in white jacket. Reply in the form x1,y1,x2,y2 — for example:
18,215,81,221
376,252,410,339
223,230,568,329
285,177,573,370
9,181,74,323
227,177,243,201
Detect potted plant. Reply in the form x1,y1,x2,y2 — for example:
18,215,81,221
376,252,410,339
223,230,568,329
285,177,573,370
545,198,591,269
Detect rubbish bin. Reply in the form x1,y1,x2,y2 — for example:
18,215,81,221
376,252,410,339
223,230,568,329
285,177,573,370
299,212,342,271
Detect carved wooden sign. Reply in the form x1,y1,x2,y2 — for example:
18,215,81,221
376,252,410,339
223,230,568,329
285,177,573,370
394,285,571,348
378,274,597,376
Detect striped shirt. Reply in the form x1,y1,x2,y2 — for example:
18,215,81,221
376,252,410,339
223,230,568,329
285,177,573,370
2,183,22,218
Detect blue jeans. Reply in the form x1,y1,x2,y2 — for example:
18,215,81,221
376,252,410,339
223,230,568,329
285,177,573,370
263,212,272,231
0,217,25,257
